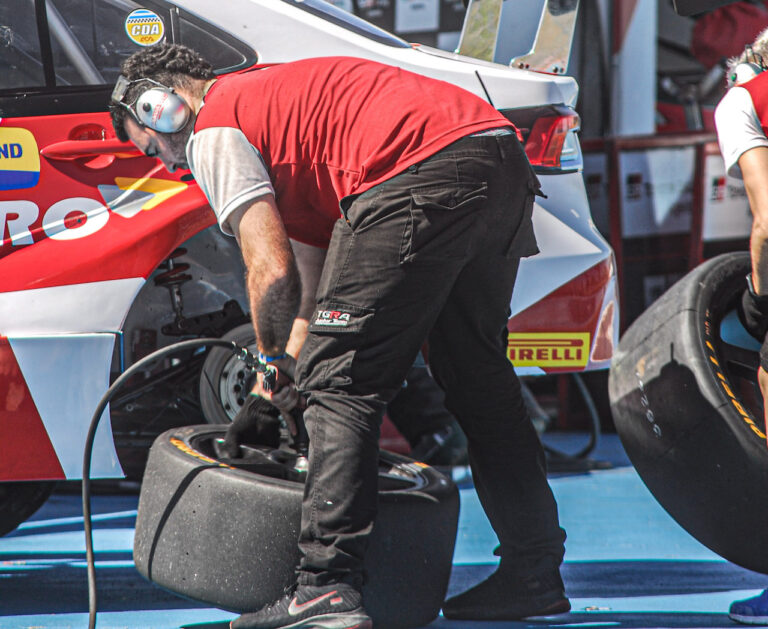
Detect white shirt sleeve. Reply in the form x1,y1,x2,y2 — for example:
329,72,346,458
715,86,768,180
186,126,275,236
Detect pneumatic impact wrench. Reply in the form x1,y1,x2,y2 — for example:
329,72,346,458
238,347,310,461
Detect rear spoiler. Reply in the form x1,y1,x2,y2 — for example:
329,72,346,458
457,0,579,75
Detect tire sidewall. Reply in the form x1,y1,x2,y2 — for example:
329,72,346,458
609,251,768,572
692,253,766,452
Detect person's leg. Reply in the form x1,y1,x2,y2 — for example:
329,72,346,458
428,134,567,620
293,215,466,588
386,359,468,465
431,256,568,619
429,259,566,567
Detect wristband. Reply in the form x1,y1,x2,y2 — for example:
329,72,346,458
258,352,287,364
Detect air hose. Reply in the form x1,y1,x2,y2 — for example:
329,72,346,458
541,373,602,462
82,337,257,629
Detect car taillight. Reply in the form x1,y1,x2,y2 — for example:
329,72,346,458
524,112,580,168
502,106,582,172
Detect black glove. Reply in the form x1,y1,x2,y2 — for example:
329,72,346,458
738,278,768,343
222,394,281,458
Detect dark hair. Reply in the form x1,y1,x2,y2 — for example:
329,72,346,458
110,43,216,141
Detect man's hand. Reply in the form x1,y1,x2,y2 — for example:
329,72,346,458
222,394,281,459
253,355,302,433
738,282,768,342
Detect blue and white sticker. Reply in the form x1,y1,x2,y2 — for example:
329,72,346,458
0,127,40,191
125,8,165,47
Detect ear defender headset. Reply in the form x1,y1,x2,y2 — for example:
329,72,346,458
728,45,767,87
111,75,190,134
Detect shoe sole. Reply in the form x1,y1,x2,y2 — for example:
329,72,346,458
231,612,372,629
286,614,372,629
729,613,768,625
523,598,571,618
443,596,571,621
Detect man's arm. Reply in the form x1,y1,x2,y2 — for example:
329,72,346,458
738,146,768,440
740,146,768,294
233,194,301,358
229,198,326,416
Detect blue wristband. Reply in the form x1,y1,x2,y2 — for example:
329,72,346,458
258,352,287,364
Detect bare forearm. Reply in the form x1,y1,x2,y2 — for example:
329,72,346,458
741,147,768,294
751,232,768,294
247,265,301,356
233,195,302,357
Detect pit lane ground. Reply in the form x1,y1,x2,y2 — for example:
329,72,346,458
1,433,764,628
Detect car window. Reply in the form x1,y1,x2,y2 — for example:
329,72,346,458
281,0,409,48
177,13,253,73
47,0,164,86
0,0,256,92
0,4,46,90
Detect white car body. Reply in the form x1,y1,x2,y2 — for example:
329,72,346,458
0,0,616,486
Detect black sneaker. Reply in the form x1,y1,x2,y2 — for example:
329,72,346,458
230,583,372,629
442,567,570,620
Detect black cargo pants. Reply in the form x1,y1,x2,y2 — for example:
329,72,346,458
294,131,567,586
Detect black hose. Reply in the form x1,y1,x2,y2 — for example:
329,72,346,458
82,337,241,629
568,372,601,458
542,372,602,461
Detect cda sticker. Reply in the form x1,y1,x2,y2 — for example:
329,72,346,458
125,8,165,47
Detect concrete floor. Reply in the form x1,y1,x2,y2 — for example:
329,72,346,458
0,433,764,628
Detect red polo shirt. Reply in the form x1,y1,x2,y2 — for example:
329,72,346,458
187,56,513,246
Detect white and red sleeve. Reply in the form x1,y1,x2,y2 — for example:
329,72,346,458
186,126,275,236
715,85,768,179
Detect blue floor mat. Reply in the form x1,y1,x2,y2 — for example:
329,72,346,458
0,435,763,628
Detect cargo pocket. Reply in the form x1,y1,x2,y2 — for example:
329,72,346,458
401,181,488,264
299,302,376,392
505,175,541,259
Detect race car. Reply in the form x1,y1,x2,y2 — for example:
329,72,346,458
0,0,617,533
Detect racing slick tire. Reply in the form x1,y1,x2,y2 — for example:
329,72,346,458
609,251,768,573
133,424,459,629
0,481,56,536
199,323,256,424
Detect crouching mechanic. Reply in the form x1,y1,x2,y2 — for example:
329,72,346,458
715,28,768,625
110,43,569,629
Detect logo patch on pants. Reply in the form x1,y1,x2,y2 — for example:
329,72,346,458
308,304,373,334
314,310,353,327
